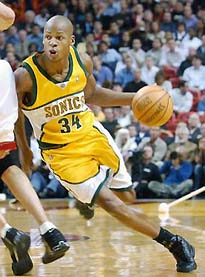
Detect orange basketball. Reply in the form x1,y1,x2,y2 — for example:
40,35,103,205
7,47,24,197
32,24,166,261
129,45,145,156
131,85,173,127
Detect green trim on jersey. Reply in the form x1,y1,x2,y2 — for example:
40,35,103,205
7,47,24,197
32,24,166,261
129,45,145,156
73,46,89,77
110,185,133,192
21,62,37,107
90,168,111,206
32,54,73,84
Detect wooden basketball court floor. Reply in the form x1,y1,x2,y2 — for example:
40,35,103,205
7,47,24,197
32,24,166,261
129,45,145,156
0,199,205,277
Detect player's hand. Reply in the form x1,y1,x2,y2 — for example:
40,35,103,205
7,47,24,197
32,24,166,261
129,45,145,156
19,147,34,176
0,150,9,159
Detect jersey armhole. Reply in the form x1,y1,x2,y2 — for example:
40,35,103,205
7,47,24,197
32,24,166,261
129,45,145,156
72,46,90,78
21,62,37,107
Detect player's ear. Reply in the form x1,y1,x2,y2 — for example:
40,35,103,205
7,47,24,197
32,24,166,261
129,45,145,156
71,35,75,45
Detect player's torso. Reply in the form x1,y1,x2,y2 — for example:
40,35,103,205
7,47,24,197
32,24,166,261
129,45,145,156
21,46,94,148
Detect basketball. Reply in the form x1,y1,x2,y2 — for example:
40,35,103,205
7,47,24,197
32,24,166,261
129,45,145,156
131,85,173,127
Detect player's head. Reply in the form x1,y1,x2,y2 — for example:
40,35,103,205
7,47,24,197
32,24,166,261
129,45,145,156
43,15,75,61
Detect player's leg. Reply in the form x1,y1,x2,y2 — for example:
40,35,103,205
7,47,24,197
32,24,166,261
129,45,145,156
112,189,136,203
0,154,69,264
95,185,196,273
0,212,33,275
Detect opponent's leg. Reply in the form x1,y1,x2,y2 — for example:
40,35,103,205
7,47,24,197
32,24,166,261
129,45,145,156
1,165,69,264
95,186,197,273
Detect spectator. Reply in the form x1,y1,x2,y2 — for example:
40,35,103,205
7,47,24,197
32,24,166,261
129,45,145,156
168,126,197,161
98,40,121,72
108,21,121,49
123,69,147,92
93,21,104,42
138,127,167,166
174,22,189,46
159,39,184,69
28,42,38,55
82,12,94,36
160,12,176,33
86,41,96,58
146,38,163,67
101,108,119,138
182,5,198,31
170,80,193,113
93,55,113,87
185,28,202,50
147,21,165,43
14,29,29,60
135,124,150,145
6,26,19,45
5,51,19,71
188,113,201,143
195,19,205,38
115,52,137,75
197,96,205,114
114,128,130,153
193,138,205,191
129,38,146,68
27,24,43,51
103,0,119,17
18,10,36,34
196,34,205,65
148,151,193,198
114,54,135,88
155,70,172,93
141,56,159,85
129,145,162,198
177,47,196,76
183,55,205,90
118,31,131,53
117,106,132,128
34,7,50,30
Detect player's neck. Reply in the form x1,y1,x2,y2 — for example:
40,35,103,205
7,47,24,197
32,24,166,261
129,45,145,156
40,54,69,75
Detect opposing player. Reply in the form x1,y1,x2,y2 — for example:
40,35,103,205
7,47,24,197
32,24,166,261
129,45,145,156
15,15,196,273
0,4,69,275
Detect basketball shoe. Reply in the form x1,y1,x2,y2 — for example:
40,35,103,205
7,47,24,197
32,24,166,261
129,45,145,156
2,228,33,275
75,200,95,220
41,228,70,264
167,235,197,272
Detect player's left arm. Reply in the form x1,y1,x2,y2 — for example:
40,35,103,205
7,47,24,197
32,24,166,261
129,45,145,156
81,52,135,107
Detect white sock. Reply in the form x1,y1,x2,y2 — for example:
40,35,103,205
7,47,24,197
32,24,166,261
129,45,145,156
1,224,12,238
39,221,56,235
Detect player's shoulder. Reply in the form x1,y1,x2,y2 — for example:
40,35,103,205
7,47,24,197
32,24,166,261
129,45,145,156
14,66,33,94
14,65,30,80
78,50,93,74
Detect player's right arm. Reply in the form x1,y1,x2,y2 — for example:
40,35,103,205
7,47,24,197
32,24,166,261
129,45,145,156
0,2,15,31
14,67,33,175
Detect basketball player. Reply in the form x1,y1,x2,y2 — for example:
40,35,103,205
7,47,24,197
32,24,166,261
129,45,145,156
0,4,69,275
14,15,196,273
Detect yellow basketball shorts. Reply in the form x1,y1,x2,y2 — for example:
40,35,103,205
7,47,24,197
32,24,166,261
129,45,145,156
41,121,132,204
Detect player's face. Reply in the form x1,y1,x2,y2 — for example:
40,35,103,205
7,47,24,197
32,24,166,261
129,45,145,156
43,23,74,61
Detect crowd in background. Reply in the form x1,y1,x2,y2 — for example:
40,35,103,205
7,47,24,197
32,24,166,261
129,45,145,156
1,0,205,199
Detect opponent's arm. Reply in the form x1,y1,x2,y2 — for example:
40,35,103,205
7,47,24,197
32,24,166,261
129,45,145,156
14,67,33,175
81,53,135,107
0,2,15,31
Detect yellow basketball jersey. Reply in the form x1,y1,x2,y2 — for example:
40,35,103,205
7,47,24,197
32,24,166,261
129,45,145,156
21,46,94,149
